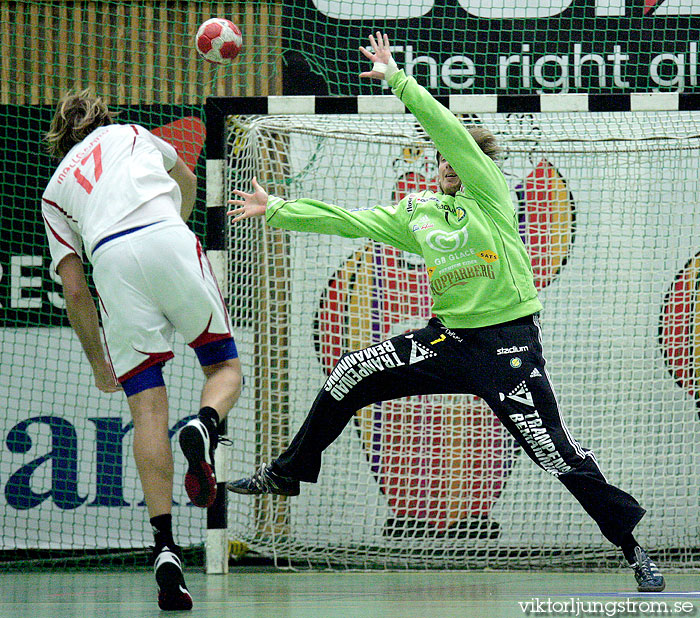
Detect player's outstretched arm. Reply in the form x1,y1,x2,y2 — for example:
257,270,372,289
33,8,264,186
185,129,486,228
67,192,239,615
360,31,505,200
227,177,268,222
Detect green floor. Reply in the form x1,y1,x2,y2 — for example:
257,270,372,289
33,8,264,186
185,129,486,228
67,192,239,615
3,570,699,618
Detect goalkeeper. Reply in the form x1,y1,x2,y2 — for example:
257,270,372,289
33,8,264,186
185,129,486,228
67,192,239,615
227,32,664,592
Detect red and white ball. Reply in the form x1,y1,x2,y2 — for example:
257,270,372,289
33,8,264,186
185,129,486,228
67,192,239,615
195,18,242,64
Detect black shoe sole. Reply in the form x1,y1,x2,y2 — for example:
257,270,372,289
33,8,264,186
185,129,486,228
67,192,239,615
179,425,216,508
226,481,257,495
156,561,193,611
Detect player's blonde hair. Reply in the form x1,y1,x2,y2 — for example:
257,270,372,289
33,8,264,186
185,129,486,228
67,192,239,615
45,89,114,158
436,125,502,164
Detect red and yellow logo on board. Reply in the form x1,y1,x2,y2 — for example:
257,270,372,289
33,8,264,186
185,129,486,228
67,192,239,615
660,251,700,408
517,159,576,291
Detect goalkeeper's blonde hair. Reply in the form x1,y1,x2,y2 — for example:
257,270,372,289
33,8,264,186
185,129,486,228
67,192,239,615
45,89,114,158
436,125,502,164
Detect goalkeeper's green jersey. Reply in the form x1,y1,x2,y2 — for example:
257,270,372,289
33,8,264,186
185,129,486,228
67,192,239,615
264,70,542,329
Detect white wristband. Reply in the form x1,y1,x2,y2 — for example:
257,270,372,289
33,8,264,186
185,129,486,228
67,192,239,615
372,57,399,81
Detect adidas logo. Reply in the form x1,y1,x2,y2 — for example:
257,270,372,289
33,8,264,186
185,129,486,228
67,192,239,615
530,368,542,378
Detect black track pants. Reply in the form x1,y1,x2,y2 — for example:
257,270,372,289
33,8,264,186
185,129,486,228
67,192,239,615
273,315,645,546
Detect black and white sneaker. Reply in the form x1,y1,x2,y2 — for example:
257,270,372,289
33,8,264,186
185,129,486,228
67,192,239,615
631,547,665,592
179,418,217,508
227,462,300,496
153,545,193,611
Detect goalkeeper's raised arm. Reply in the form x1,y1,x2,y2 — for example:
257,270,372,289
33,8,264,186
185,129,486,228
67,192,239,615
360,32,508,211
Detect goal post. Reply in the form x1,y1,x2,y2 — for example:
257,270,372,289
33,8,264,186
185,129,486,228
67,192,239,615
206,94,700,569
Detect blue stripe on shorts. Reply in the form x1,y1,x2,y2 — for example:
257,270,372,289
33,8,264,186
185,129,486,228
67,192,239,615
122,363,166,397
194,337,238,367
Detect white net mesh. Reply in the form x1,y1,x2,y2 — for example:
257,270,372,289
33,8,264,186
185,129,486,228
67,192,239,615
223,110,700,569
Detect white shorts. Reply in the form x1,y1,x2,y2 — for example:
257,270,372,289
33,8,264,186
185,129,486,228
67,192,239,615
91,220,234,381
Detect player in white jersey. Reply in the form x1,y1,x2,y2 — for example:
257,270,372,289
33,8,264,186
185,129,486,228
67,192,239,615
42,90,241,611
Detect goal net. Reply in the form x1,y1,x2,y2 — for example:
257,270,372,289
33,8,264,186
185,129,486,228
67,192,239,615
217,97,700,569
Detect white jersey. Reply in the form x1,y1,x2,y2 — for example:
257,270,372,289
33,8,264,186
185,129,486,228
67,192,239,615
42,123,182,272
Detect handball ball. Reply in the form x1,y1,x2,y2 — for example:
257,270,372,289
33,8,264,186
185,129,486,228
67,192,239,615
195,18,242,64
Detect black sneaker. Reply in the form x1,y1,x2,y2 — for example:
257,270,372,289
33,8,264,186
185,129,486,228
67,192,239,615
631,547,665,592
227,462,300,496
179,418,217,508
153,544,193,611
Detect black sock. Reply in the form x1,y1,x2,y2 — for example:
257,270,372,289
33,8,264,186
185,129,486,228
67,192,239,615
620,532,640,564
198,406,220,437
151,513,175,550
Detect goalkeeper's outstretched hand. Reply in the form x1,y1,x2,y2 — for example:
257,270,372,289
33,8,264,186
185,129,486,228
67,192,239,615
360,32,398,81
227,177,268,222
